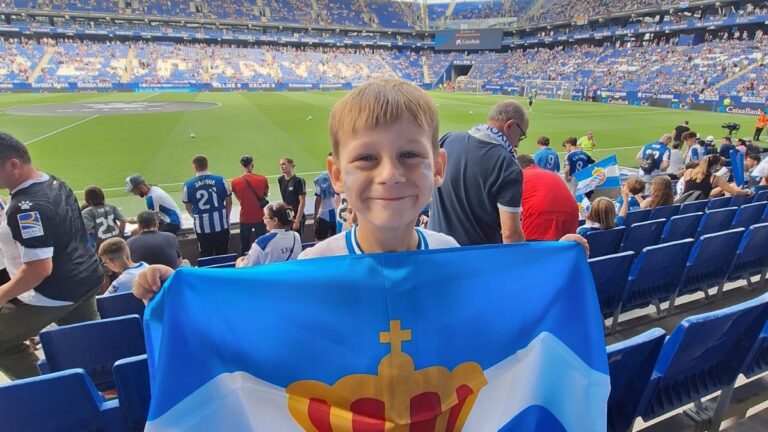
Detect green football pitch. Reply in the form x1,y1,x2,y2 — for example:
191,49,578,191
0,91,755,218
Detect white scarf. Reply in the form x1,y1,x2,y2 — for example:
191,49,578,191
468,124,517,156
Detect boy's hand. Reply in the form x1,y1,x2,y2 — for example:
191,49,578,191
292,220,301,231
559,233,589,258
133,264,174,304
621,185,630,199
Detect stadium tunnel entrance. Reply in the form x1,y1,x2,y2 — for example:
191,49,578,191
447,63,473,82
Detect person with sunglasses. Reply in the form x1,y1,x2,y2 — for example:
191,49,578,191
429,100,528,245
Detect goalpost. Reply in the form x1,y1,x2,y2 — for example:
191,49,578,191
454,76,484,94
524,80,576,100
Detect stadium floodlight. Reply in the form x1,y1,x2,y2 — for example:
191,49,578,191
721,122,741,136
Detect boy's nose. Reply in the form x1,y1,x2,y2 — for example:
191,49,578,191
377,158,406,184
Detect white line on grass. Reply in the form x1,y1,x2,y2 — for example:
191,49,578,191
24,93,158,145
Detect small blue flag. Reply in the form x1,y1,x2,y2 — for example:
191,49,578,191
574,154,621,197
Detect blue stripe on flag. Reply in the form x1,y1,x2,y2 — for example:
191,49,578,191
575,154,621,196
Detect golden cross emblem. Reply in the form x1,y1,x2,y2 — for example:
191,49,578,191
379,320,412,354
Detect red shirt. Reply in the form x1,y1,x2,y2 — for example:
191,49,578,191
231,174,269,224
521,166,579,241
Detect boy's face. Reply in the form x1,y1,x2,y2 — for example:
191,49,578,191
279,160,293,176
328,116,446,231
100,256,120,273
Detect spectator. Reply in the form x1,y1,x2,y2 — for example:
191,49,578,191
637,134,672,176
0,196,21,284
718,136,736,160
680,155,752,199
278,157,307,235
313,168,337,241
682,131,703,163
745,154,763,184
127,211,182,269
577,131,597,157
576,189,630,236
517,155,578,241
0,132,102,380
81,185,126,248
745,137,761,155
236,202,301,267
673,120,690,146
231,155,269,256
616,177,644,212
754,109,768,141
125,174,183,234
429,100,526,245
702,136,717,156
668,141,685,177
564,136,595,188
98,237,148,295
638,176,674,209
182,155,232,257
533,136,560,172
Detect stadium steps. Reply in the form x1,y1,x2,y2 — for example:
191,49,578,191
378,54,398,77
28,46,56,84
715,62,761,94
524,0,548,24
357,0,373,28
422,59,431,84
445,0,457,19
420,1,428,30
121,47,136,83
201,58,212,83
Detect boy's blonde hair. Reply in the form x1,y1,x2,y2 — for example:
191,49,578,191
328,79,439,157
587,197,617,230
625,177,645,195
98,237,131,263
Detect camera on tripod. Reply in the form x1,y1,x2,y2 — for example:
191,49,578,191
721,122,741,136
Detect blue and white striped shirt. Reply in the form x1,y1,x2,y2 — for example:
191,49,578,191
182,172,230,234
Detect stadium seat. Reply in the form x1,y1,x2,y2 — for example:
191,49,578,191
196,253,238,268
696,207,737,238
729,194,752,208
0,369,123,432
607,328,666,432
97,292,146,319
618,239,694,327
725,222,768,289
637,294,768,423
659,212,703,244
39,315,146,391
621,209,651,229
620,219,666,256
672,229,745,311
648,204,680,221
730,202,767,230
678,200,707,216
114,355,151,431
706,195,732,211
588,251,634,326
751,189,768,204
584,227,625,259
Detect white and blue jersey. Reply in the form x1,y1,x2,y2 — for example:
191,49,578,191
107,262,148,295
686,144,703,163
638,142,671,174
182,172,230,234
566,150,594,175
533,147,560,173
314,172,337,223
299,226,459,259
240,228,301,267
146,186,182,228
615,196,641,213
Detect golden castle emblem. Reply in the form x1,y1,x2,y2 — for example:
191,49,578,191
286,320,488,432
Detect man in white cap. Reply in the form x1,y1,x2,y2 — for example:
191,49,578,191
125,174,183,235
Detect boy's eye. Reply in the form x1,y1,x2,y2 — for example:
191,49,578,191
400,151,424,159
354,154,377,163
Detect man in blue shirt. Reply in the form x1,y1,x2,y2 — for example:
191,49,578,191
563,136,595,184
182,155,232,257
533,136,560,173
636,134,672,176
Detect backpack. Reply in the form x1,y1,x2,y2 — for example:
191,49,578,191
640,151,656,174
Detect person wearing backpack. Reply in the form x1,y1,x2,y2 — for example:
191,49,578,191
231,155,269,256
637,134,672,177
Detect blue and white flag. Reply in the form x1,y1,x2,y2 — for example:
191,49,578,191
574,154,621,197
144,243,610,431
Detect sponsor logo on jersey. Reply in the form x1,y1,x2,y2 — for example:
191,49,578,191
18,211,44,239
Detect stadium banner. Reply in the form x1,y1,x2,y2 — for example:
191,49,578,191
435,29,503,51
143,244,610,431
574,154,621,197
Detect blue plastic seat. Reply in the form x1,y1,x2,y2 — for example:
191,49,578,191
729,194,752,208
621,208,651,229
617,239,694,327
751,189,768,204
97,291,145,319
696,207,737,238
114,354,151,431
607,328,666,432
673,229,745,310
0,369,123,432
637,294,768,422
660,212,703,244
39,315,146,391
196,253,238,268
620,219,666,256
742,320,768,379
589,252,634,324
726,222,768,288
678,200,707,216
706,195,732,211
648,204,680,221
585,227,625,259
730,202,767,230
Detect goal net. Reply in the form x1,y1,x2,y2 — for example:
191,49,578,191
454,76,484,93
524,80,575,100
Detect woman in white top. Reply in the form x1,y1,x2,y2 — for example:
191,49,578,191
236,202,301,267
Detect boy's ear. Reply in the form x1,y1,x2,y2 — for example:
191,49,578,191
433,148,447,188
327,155,345,193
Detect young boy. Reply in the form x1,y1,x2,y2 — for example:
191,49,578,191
615,177,644,213
98,237,149,295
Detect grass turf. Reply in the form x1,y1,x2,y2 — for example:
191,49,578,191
0,91,756,217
